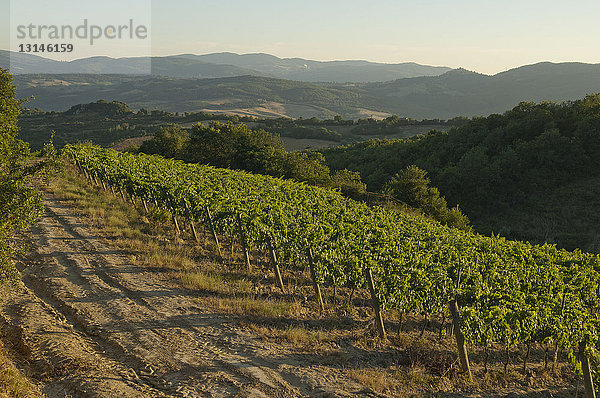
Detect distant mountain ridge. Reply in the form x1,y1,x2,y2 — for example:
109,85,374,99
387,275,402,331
360,62,600,118
10,60,600,120
177,52,453,82
0,50,451,83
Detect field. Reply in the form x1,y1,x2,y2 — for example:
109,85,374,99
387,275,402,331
0,154,595,397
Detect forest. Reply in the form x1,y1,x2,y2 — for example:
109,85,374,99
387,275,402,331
323,96,600,251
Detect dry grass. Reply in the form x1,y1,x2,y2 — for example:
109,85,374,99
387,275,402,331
0,343,41,398
142,249,198,271
180,270,252,295
205,296,299,319
47,170,200,267
347,365,448,397
248,323,333,350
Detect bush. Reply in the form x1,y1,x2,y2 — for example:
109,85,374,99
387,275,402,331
330,169,366,199
138,125,189,158
383,166,469,230
0,68,47,284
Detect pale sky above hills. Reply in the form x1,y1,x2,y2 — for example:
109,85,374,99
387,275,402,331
2,0,600,74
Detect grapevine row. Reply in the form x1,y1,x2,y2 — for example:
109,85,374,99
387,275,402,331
65,143,600,388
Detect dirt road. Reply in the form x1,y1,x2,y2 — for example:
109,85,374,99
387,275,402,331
0,194,372,397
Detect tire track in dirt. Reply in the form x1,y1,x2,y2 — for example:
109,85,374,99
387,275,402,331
38,203,299,397
0,193,371,397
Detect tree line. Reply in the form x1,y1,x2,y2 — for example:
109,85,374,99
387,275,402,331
323,95,600,250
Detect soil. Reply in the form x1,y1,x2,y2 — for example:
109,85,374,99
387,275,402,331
0,194,372,398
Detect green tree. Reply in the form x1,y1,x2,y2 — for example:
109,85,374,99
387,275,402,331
183,122,331,184
135,121,333,186
383,165,469,230
184,122,286,172
0,68,46,284
138,125,189,158
283,152,331,185
330,169,366,199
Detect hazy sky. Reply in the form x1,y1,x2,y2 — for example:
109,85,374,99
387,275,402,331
2,0,600,74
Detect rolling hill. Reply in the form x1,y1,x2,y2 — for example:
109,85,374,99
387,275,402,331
0,50,451,83
13,74,380,119
10,61,600,119
362,62,600,118
177,52,452,82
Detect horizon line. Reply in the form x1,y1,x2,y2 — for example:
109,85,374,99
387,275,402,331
3,48,600,77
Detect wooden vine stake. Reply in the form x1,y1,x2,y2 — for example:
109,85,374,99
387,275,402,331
170,206,181,235
449,299,472,381
189,219,199,242
306,245,325,312
205,207,222,258
523,341,531,374
236,213,251,270
364,266,386,340
142,198,149,213
554,292,568,372
184,201,199,242
151,191,159,208
449,267,462,338
580,340,597,398
267,236,285,293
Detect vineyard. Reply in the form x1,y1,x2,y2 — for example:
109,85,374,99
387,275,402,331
65,143,600,395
